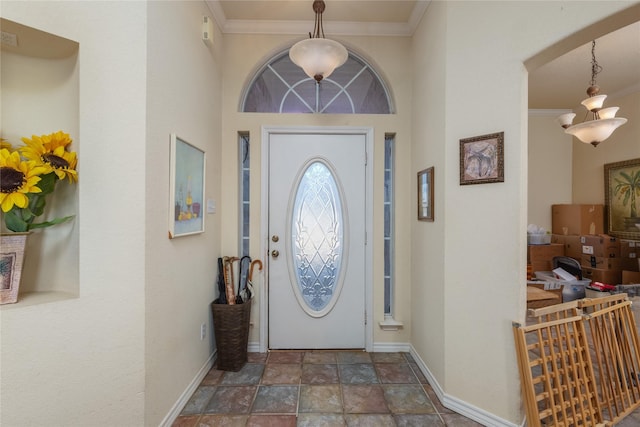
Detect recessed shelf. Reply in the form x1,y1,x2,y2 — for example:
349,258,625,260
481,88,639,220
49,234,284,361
0,291,77,310
1,18,78,59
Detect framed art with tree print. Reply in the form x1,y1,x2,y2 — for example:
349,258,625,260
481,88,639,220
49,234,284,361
604,158,640,240
169,134,206,239
460,132,504,185
417,167,434,221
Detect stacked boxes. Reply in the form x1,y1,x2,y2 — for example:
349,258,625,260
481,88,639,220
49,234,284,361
620,240,640,271
550,204,604,277
580,234,623,285
548,204,639,285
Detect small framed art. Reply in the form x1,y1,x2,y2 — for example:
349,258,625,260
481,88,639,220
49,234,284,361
418,167,434,221
460,132,504,185
169,134,206,238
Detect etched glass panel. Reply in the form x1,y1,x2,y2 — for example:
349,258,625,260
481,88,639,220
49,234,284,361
291,162,343,312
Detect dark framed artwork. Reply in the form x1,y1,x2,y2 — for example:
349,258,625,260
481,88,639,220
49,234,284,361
169,134,206,239
604,158,640,240
418,167,434,221
460,132,504,185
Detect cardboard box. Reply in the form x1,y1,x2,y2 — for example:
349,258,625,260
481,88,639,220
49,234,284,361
582,267,622,285
527,286,562,309
552,204,604,236
528,243,565,272
620,240,640,258
622,270,640,284
581,234,620,258
620,258,640,272
527,280,563,300
580,254,625,270
552,234,582,259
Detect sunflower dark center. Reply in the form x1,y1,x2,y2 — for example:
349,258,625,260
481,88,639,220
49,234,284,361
0,167,26,193
43,153,69,169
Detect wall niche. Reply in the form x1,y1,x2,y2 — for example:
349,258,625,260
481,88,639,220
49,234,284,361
1,18,80,307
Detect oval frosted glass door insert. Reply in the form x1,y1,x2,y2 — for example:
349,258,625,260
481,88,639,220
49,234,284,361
291,161,344,313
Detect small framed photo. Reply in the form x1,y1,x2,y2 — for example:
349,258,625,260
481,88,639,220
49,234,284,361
418,167,434,221
169,134,206,238
460,132,504,185
604,158,640,240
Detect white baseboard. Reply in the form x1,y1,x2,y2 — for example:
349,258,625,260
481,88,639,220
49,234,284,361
159,351,216,427
408,344,522,427
248,341,261,353
372,341,412,353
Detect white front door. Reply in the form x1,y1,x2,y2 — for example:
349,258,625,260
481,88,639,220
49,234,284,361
267,131,366,349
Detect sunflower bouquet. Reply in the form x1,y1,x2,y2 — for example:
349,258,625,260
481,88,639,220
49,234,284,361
0,131,78,232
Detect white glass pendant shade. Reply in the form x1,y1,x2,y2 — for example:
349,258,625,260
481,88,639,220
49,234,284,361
581,94,607,112
598,106,619,119
565,117,628,146
289,38,348,81
556,113,576,128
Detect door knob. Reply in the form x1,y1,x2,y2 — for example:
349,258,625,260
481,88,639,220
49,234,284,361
272,235,279,242
271,249,280,259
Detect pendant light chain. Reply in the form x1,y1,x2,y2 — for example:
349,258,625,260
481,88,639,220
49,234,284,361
589,40,603,88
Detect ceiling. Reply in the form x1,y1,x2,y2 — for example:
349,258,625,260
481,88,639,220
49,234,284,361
207,0,639,110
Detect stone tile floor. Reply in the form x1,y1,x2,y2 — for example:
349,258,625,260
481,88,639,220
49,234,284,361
172,351,483,426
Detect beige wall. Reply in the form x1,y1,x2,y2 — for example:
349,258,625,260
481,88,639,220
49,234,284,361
528,111,574,231
145,1,223,426
2,1,638,426
219,34,414,346
1,1,147,426
410,0,447,385
411,1,637,424
1,1,224,426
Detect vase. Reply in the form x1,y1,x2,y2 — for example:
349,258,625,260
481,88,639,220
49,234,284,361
1,232,29,305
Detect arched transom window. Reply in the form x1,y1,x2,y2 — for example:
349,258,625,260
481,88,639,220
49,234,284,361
242,50,393,114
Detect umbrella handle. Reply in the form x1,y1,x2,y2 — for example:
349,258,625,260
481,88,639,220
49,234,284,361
224,256,239,305
249,259,263,282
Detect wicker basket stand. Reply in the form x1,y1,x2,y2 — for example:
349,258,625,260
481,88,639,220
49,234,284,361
210,298,252,371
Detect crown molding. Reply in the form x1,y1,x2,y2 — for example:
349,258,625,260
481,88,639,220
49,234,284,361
528,109,572,117
206,0,430,36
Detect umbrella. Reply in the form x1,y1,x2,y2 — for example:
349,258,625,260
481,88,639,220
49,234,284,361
245,259,263,301
216,257,227,304
236,256,252,304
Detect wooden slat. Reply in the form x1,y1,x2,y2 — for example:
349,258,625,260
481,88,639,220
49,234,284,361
579,295,640,424
513,315,603,426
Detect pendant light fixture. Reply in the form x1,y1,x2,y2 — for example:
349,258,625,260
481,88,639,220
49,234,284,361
556,40,627,147
289,0,348,83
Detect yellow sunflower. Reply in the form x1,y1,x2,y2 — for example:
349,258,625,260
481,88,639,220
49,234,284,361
20,131,78,182
0,149,47,213
1,138,12,150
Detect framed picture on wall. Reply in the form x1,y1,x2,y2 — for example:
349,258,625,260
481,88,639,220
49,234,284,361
460,132,504,185
169,134,206,238
604,158,640,240
418,167,434,221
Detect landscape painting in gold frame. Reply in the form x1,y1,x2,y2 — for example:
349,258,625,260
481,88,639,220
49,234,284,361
604,158,640,240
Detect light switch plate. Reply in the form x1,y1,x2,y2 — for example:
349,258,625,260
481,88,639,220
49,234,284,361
207,199,216,214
